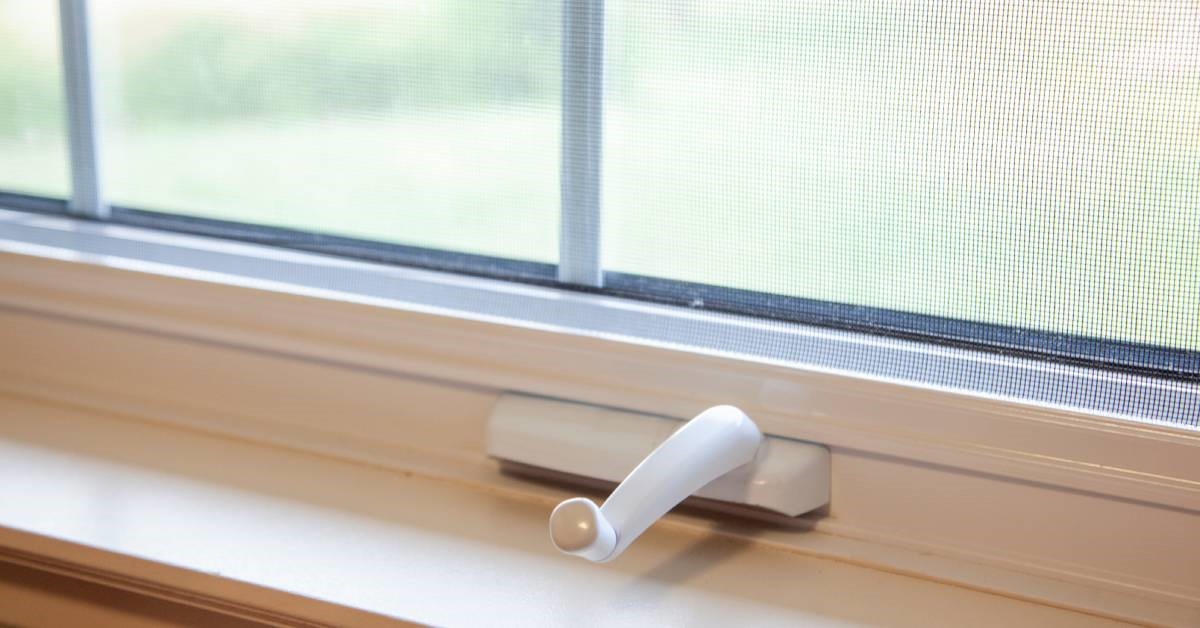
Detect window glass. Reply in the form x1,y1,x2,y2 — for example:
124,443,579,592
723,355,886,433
93,0,560,262
1,0,1195,373
603,2,1199,351
0,0,69,197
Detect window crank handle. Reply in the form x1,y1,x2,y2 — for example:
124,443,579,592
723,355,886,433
548,405,763,562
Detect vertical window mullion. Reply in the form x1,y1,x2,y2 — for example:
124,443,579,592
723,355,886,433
58,0,107,219
558,0,604,287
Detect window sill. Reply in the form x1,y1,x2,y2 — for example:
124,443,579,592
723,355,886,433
0,394,1174,627
0,210,1198,625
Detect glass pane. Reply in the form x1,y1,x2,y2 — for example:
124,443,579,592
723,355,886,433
603,2,1200,352
0,0,68,197
94,0,559,262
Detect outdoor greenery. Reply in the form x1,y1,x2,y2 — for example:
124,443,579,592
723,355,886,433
0,23,61,137
0,1,1195,351
115,3,557,125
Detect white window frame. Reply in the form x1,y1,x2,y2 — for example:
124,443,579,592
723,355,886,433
0,1,1195,622
1,208,1198,624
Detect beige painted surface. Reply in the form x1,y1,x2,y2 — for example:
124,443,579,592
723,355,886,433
0,561,268,628
0,395,1132,627
1,240,1198,623
0,303,1196,621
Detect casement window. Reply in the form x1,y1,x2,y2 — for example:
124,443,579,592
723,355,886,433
0,0,1197,624
5,0,1196,405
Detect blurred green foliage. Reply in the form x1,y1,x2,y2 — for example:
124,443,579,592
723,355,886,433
116,1,558,126
0,1,1195,351
0,1,560,135
0,22,63,137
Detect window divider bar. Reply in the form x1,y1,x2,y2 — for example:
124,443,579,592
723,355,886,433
58,0,108,220
558,0,604,287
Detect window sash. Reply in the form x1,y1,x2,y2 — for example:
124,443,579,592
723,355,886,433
2,0,1190,382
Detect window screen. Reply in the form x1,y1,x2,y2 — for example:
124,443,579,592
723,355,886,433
0,1,68,197
93,0,559,262
0,0,1196,378
601,1,1199,372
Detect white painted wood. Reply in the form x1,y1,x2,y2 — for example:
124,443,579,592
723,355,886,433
0,399,1154,627
0,561,278,628
0,240,1197,621
0,246,1195,512
0,303,1198,621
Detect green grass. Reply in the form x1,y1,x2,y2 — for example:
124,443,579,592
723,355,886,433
0,9,68,196
110,3,558,125
102,111,560,261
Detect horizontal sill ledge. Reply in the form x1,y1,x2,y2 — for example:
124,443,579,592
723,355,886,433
1,395,1197,627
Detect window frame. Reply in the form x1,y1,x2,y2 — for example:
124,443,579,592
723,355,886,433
2,206,1195,431
2,209,1199,618
1,205,1198,491
0,1,1194,621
